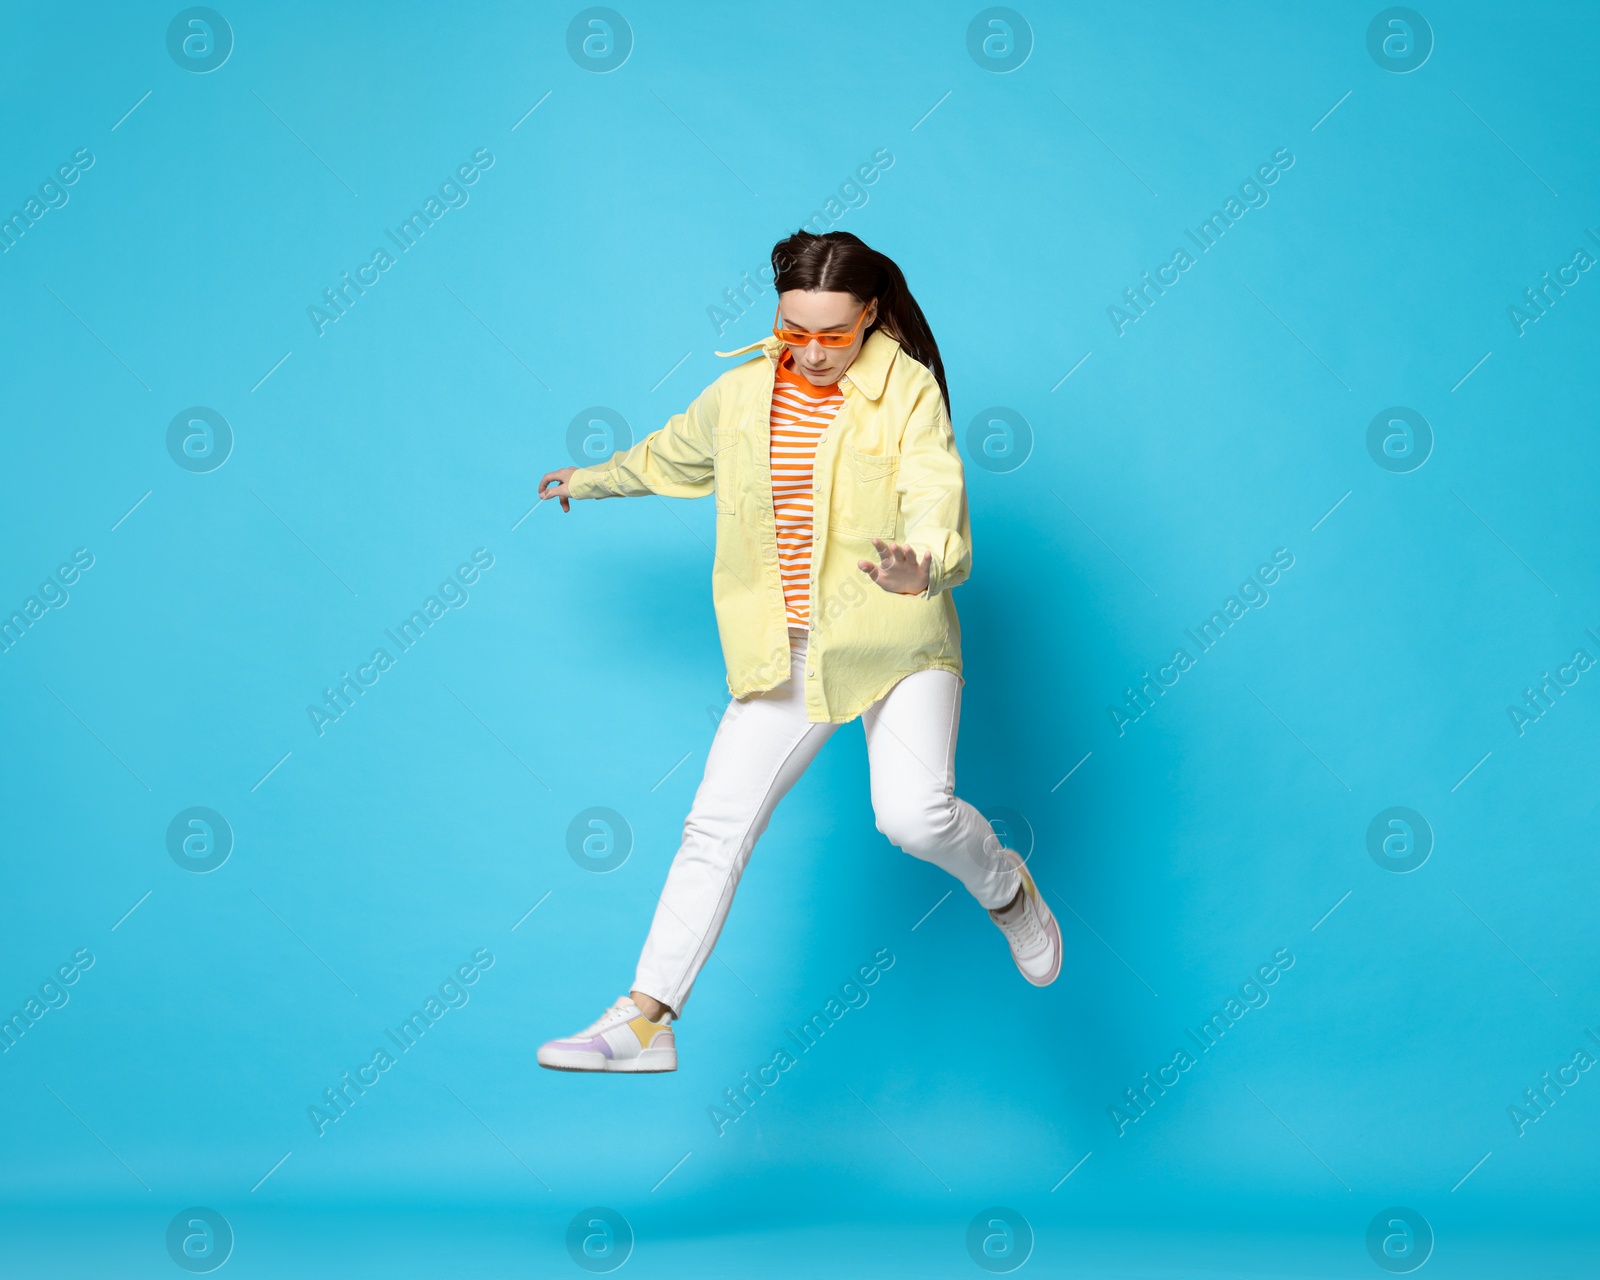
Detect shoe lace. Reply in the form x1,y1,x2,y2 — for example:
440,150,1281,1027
996,899,1047,956
577,996,638,1037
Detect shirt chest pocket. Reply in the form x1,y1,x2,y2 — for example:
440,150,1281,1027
827,443,901,539
712,426,738,514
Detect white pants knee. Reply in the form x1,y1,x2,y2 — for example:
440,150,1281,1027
632,630,1021,1016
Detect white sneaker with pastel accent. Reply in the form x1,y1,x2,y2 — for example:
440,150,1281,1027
988,850,1062,986
537,995,677,1073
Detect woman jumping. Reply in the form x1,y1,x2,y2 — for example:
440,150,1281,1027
535,230,1061,1073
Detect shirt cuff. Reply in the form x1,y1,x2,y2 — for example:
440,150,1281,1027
567,466,609,500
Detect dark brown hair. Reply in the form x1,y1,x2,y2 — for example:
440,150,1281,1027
770,230,950,419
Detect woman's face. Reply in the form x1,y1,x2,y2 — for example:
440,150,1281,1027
777,289,878,386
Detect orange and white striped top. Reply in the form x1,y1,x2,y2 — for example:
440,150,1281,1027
770,349,845,628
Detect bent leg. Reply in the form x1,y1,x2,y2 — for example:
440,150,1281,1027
632,643,835,1016
863,668,1021,910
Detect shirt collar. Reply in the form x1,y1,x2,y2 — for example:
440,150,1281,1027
713,328,899,402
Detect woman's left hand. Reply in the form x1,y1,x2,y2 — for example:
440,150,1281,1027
859,540,931,595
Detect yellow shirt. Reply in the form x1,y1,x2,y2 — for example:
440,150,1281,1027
567,328,971,723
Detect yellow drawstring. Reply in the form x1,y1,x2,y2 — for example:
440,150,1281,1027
713,336,772,358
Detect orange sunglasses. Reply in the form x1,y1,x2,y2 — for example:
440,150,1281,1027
772,301,872,348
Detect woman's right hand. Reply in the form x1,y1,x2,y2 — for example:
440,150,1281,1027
540,466,578,513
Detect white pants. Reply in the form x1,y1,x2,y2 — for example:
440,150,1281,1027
632,630,1021,1016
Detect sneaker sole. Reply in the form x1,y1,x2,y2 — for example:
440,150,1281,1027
537,1047,678,1074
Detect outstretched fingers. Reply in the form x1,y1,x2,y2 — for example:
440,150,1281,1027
866,540,895,581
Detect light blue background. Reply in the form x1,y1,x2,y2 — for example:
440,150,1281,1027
2,2,1597,1275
